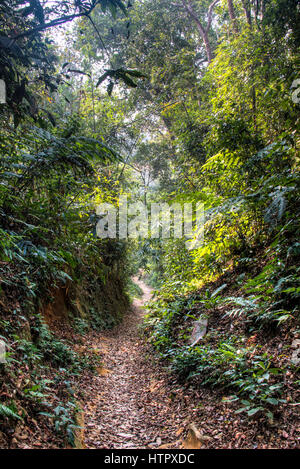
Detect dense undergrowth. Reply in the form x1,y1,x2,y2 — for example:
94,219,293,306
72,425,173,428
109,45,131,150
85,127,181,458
144,258,299,422
0,125,130,445
136,1,300,431
143,150,300,422
0,2,133,447
0,121,131,445
143,197,300,422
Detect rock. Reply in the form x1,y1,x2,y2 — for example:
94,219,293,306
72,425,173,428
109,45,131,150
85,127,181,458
183,423,212,449
291,348,300,365
291,339,300,349
291,339,300,364
190,317,208,346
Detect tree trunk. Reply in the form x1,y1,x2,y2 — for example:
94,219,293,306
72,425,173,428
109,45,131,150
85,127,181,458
241,0,252,27
201,29,213,63
227,0,238,32
181,0,219,64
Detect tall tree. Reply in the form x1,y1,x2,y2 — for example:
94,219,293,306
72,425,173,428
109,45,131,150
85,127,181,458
227,0,238,32
180,0,220,63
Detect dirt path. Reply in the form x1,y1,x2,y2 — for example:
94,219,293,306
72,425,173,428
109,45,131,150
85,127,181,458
80,277,299,451
83,277,191,449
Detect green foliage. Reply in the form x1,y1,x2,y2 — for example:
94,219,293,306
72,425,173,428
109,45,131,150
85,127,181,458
41,400,81,447
73,318,90,335
0,403,22,421
198,284,227,309
126,278,143,301
36,322,91,373
89,306,120,330
0,0,129,124
146,316,286,419
15,339,42,366
0,0,299,443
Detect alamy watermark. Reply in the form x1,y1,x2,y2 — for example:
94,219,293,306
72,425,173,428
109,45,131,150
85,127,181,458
1,77,299,105
96,196,204,250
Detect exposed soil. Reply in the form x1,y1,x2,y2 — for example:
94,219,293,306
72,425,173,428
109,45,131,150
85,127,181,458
83,278,187,449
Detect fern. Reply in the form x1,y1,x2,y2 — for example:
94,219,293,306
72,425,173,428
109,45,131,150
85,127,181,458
264,188,289,226
223,296,259,319
211,283,227,298
0,403,22,420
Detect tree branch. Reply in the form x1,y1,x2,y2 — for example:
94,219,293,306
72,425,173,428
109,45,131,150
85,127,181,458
9,2,101,40
181,0,205,35
181,0,220,63
206,0,220,33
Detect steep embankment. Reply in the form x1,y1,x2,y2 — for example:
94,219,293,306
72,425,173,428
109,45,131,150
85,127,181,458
0,262,129,449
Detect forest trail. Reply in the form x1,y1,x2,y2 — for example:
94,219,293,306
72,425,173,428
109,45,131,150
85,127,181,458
83,278,192,449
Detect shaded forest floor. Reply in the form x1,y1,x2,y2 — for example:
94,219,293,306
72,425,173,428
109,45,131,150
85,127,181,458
2,276,298,449
81,278,187,449
76,278,298,449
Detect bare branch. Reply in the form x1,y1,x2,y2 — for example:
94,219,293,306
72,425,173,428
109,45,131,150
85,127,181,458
206,0,220,33
10,7,95,40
